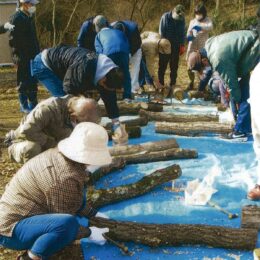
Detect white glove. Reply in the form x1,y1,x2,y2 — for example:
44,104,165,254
4,22,15,31
112,124,128,146
88,226,109,245
95,212,109,219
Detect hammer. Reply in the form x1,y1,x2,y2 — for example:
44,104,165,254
208,200,239,219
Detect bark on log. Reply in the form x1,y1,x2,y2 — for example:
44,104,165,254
241,205,260,229
140,109,219,123
100,102,163,116
115,148,198,165
155,122,232,136
187,90,211,100
88,164,181,209
89,217,257,250
104,116,148,129
109,138,179,156
173,87,186,100
107,126,141,139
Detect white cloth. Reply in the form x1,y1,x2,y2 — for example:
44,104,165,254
129,48,142,92
94,54,118,85
250,62,260,184
88,227,109,245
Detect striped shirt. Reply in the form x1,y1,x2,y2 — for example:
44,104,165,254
0,148,94,237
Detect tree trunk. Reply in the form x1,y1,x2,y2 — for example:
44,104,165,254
104,116,148,130
109,138,179,156
88,164,181,208
115,148,198,165
89,217,257,250
107,126,141,140
139,109,219,123
241,205,260,229
100,102,163,116
155,122,232,136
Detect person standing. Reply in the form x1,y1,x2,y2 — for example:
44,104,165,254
159,4,186,97
9,0,40,113
186,3,213,90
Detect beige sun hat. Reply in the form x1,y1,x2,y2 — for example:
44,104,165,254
158,39,171,55
58,122,112,165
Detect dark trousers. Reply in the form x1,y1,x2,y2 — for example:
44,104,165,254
139,57,153,87
158,47,179,86
233,74,252,134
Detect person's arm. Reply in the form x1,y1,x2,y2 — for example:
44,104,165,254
94,33,103,54
77,22,89,48
0,24,7,34
198,68,212,92
179,19,186,45
159,15,166,37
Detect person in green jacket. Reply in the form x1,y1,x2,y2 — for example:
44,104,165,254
188,30,259,140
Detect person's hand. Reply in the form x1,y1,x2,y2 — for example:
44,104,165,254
4,22,15,31
112,124,128,146
187,35,194,42
95,212,109,219
87,227,109,245
3,130,15,147
179,45,185,55
192,25,202,32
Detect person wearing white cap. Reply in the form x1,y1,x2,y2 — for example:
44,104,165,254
8,0,40,114
0,122,111,260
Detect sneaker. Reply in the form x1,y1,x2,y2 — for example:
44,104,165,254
17,251,31,260
221,131,248,141
247,185,260,200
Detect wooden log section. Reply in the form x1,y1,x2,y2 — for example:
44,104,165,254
187,90,211,100
109,138,179,156
117,148,198,165
104,116,148,130
100,102,163,116
107,126,141,140
173,87,186,100
88,164,181,209
155,122,232,136
140,109,219,123
241,205,260,229
89,217,257,250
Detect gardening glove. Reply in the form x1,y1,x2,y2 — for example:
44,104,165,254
95,212,109,219
3,130,15,147
192,25,202,32
87,227,109,245
179,45,185,55
187,35,194,42
4,22,15,31
112,124,128,146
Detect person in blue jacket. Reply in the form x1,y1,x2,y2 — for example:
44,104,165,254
94,15,132,100
159,4,186,97
112,20,142,94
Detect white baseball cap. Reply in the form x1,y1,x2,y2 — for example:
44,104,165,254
58,122,112,165
19,0,39,5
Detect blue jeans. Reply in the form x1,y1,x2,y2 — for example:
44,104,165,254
31,53,65,97
233,75,252,134
0,214,79,259
108,52,132,99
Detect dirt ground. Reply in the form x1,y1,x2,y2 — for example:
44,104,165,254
0,57,190,259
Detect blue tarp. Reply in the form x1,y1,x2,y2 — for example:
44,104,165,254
81,102,260,260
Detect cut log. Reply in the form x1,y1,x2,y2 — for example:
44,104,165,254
173,87,186,100
104,116,148,129
155,121,232,136
241,205,260,229
90,158,126,183
187,90,211,100
140,109,219,123
88,164,181,209
116,148,198,165
89,217,257,250
100,102,163,116
109,138,179,156
107,126,141,140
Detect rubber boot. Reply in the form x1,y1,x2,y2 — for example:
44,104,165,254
27,91,38,111
18,93,30,114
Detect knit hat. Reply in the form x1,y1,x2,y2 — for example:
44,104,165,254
188,51,202,71
93,15,108,32
58,122,112,165
19,0,39,4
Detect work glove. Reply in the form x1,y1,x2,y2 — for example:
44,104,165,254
4,22,15,31
3,130,15,147
179,45,185,55
192,25,202,32
87,227,109,245
95,212,109,219
187,35,194,42
112,124,128,146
